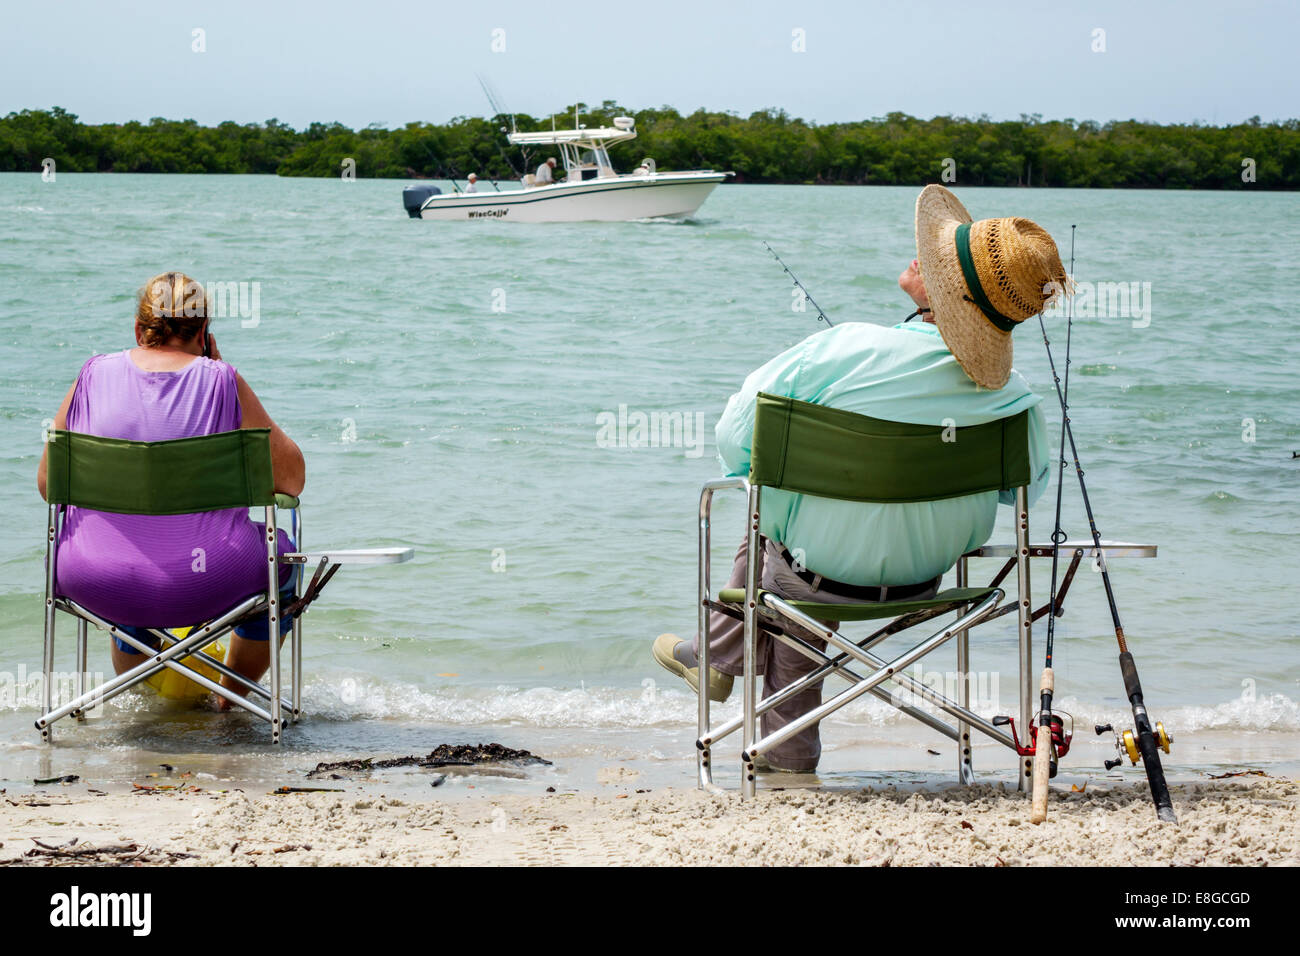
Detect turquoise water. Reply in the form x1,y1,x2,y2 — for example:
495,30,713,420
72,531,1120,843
1,173,1297,788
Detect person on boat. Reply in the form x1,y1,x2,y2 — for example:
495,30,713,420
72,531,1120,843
653,185,1065,773
465,173,479,193
535,157,558,185
36,272,306,705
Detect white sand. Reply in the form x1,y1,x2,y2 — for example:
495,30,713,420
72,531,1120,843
3,776,1296,866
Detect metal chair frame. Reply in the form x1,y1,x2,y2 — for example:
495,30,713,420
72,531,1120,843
695,479,1155,798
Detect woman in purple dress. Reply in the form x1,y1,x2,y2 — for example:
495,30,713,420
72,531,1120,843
36,272,306,705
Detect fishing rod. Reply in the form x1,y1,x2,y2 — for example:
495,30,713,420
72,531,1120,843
1031,227,1076,824
417,137,501,194
477,74,528,181
763,242,833,327
1035,230,1177,824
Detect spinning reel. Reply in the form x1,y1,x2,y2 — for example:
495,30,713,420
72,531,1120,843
995,711,1074,777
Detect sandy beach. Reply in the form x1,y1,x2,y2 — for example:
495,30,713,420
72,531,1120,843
3,774,1296,867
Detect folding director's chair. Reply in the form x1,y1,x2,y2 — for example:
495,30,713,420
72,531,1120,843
695,393,1155,797
37,427,412,743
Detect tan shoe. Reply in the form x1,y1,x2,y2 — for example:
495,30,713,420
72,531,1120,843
652,633,733,703
751,753,816,774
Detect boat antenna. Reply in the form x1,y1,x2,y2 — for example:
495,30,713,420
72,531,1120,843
1034,226,1177,824
763,241,833,327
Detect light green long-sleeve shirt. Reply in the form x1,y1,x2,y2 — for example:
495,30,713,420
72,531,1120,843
716,321,1050,587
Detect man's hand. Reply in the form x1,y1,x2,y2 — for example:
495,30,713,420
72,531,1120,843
206,331,223,362
898,259,930,309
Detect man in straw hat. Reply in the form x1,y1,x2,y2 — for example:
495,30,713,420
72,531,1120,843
653,185,1066,772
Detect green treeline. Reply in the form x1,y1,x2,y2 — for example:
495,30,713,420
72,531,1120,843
3,103,1297,188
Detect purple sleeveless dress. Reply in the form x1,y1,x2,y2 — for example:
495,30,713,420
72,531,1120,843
55,350,290,627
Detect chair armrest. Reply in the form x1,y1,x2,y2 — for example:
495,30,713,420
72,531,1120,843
963,540,1157,559
281,547,414,566
275,493,300,510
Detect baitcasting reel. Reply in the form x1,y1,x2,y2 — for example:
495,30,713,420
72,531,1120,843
1096,721,1172,770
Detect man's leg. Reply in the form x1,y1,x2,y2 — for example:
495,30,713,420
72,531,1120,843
758,544,943,771
754,540,840,771
689,536,765,679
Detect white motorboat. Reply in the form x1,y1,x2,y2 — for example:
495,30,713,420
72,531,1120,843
402,116,729,222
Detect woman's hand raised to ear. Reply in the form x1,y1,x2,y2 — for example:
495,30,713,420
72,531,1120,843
235,373,305,497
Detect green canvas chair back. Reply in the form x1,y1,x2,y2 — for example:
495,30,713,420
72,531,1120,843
44,428,276,516
749,393,1031,503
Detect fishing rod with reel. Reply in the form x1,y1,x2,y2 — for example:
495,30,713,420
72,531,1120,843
1033,226,1176,824
1030,228,1077,824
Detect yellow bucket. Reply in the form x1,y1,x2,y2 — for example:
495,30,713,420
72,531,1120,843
144,627,226,701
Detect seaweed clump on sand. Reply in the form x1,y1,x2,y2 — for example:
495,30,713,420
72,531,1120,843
308,743,551,779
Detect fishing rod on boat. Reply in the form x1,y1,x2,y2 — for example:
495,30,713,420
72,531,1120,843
1035,227,1177,824
478,74,528,181
763,242,834,327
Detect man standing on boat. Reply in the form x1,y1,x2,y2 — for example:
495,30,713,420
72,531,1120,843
535,157,558,185
653,185,1066,774
465,173,479,193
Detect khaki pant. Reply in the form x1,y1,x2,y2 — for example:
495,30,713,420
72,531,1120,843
694,537,939,771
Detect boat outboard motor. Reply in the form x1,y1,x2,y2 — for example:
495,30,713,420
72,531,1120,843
402,184,441,218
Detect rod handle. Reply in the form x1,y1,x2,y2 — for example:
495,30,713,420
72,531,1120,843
1030,724,1053,824
1039,667,1054,694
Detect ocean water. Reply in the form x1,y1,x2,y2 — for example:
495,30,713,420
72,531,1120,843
0,173,1296,792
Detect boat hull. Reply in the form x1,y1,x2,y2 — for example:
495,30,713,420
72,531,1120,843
415,173,725,223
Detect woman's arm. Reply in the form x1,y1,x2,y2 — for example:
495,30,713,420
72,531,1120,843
235,373,306,497
36,381,78,500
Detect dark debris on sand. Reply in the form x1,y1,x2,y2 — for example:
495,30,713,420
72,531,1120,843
1,839,196,867
307,743,552,779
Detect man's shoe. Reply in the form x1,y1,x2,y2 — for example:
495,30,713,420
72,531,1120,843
751,753,816,774
652,633,733,703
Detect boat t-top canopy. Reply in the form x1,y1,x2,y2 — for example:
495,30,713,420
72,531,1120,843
507,122,637,150
509,117,640,181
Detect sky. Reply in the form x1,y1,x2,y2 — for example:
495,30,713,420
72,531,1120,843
1,0,1295,129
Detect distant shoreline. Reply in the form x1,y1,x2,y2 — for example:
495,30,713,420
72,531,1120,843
5,106,1298,190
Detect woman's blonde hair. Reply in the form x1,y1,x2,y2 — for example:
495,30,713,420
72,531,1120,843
136,272,209,347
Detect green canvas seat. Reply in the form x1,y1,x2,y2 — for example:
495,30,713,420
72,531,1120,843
37,427,412,743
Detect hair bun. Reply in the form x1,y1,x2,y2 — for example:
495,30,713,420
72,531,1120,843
136,272,208,348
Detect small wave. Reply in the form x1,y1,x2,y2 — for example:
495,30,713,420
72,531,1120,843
1203,490,1243,504
297,677,1300,734
6,669,1296,735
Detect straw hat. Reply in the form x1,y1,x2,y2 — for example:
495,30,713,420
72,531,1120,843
914,185,1068,389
